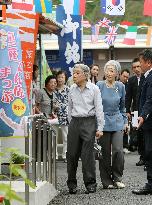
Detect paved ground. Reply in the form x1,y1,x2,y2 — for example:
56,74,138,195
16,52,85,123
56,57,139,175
49,152,152,205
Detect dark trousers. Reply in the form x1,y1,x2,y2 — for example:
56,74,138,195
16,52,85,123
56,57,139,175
67,116,96,189
143,129,152,186
137,128,145,161
123,131,129,148
99,131,124,186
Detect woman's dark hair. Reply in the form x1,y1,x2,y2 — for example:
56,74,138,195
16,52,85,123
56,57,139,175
90,64,99,71
56,70,68,83
32,64,38,81
45,75,56,87
89,64,99,84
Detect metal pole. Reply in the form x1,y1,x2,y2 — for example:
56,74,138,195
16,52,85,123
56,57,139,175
25,121,30,205
43,123,47,181
37,119,42,180
81,15,83,62
48,127,52,183
32,120,36,185
39,34,42,89
52,129,57,188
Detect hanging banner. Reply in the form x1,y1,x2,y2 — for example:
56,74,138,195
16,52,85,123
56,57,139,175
143,0,152,16
6,6,39,99
61,0,86,15
0,24,29,137
56,5,81,77
101,0,125,16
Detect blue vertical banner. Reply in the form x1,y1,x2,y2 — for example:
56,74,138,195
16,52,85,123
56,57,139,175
0,24,29,137
56,5,81,77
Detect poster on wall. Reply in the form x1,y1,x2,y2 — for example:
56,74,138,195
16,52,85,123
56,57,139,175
0,24,29,137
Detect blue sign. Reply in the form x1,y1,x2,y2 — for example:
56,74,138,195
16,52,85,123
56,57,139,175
56,5,82,76
0,24,29,137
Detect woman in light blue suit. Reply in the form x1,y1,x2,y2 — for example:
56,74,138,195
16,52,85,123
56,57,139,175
97,60,128,189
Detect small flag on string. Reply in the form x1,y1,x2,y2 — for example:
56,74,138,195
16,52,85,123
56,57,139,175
122,26,138,45
61,0,86,15
12,0,33,11
82,20,91,28
98,17,113,28
146,26,152,46
34,0,52,13
143,0,152,16
104,26,118,45
101,0,125,16
91,24,100,43
120,21,133,26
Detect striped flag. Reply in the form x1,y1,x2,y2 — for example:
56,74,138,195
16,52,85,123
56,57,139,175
82,20,91,28
144,0,152,16
34,0,52,13
122,26,138,45
91,24,100,43
62,0,86,15
104,26,118,45
146,26,152,46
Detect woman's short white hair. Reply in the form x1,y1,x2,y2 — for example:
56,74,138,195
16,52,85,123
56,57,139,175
73,63,90,80
104,60,121,74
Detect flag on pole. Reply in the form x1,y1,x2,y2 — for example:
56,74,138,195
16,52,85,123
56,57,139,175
91,24,100,43
98,17,113,28
104,26,118,45
82,20,91,28
61,0,86,15
146,26,152,46
120,21,133,26
101,0,125,15
34,0,52,13
122,26,138,45
143,0,152,16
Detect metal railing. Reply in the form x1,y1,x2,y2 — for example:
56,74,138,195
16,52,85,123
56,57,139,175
25,114,57,205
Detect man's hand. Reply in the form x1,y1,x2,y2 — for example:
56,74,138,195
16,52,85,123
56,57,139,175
124,124,129,134
96,131,103,139
126,113,131,121
137,117,144,129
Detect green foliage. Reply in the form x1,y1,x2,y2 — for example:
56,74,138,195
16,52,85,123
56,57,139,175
11,153,24,164
0,148,36,205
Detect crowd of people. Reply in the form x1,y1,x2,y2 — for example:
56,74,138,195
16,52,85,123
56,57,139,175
32,48,152,195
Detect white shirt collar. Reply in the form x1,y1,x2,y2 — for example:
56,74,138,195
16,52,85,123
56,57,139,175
144,68,152,78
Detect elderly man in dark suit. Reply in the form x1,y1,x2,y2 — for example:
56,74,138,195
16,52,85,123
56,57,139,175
132,49,152,195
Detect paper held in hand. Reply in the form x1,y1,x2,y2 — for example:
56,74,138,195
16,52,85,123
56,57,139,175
132,111,138,127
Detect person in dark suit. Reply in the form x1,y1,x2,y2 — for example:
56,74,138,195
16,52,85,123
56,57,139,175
132,49,152,195
125,58,144,166
119,69,130,153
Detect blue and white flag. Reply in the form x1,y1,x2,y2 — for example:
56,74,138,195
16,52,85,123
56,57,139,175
56,5,81,77
101,0,125,15
0,24,29,137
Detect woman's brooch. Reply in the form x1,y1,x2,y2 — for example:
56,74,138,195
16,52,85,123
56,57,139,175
115,87,119,92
